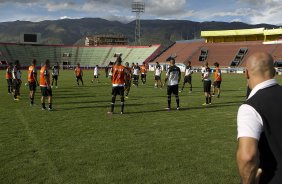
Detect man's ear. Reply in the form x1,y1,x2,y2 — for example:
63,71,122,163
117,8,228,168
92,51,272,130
245,69,250,79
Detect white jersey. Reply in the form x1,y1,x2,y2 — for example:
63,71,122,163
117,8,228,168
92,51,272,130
201,66,205,74
12,66,21,80
133,66,140,75
166,65,181,86
185,66,193,76
108,67,112,76
52,66,59,76
94,67,98,76
155,67,162,76
203,68,211,81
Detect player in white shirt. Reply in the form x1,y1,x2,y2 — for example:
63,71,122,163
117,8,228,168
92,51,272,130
92,65,99,83
51,62,60,88
12,60,22,101
164,58,181,110
202,62,212,105
154,62,163,88
180,61,193,93
133,63,140,87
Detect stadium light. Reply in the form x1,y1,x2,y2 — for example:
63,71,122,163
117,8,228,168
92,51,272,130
132,1,145,46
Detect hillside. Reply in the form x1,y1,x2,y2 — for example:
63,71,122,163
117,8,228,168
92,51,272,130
0,18,278,48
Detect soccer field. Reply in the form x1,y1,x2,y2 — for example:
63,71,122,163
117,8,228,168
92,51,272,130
1,70,281,184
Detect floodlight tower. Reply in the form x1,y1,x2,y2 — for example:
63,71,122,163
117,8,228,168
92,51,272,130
132,1,145,46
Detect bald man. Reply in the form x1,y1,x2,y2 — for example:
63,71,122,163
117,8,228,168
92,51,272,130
236,52,282,184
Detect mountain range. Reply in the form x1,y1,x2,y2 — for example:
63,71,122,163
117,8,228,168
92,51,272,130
0,18,279,49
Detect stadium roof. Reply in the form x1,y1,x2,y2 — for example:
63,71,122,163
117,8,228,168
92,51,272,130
201,28,265,37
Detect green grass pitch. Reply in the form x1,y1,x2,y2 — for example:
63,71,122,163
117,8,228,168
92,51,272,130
1,70,281,184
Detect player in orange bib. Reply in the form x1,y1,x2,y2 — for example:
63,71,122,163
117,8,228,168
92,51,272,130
5,63,13,94
28,59,39,106
75,63,84,86
40,59,52,111
212,62,222,98
140,62,147,85
108,56,127,115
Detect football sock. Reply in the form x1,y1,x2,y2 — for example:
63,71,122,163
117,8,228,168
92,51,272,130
121,102,124,113
176,95,180,108
42,103,46,109
206,97,208,104
209,97,211,103
168,95,171,108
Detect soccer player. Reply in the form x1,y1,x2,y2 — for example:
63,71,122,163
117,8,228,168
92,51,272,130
202,62,212,105
180,61,193,93
12,60,21,101
212,62,222,98
92,65,99,83
133,63,140,87
75,63,84,86
165,58,181,110
124,62,132,98
51,62,60,88
154,62,163,88
28,59,39,106
140,62,147,85
5,63,13,94
108,56,127,115
40,59,53,111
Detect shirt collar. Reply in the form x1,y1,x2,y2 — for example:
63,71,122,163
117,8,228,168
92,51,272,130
248,79,278,99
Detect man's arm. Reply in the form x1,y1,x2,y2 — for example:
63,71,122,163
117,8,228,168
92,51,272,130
237,137,260,184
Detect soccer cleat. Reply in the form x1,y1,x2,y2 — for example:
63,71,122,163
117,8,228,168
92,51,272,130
164,107,171,111
48,108,53,111
107,111,113,115
56,86,58,89
176,107,180,110
179,90,182,93
14,98,20,101
120,112,124,115
217,94,220,98
202,103,208,106
42,107,47,110
189,90,192,93
125,96,129,99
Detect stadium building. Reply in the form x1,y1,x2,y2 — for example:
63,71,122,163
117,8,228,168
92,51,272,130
150,27,282,74
0,33,161,69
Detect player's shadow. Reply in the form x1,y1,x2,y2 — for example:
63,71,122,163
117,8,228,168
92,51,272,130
58,102,158,111
125,101,242,114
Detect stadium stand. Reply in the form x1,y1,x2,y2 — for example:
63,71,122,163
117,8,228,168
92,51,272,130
0,43,161,68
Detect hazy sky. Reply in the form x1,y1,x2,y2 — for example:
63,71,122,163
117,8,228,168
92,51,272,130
0,0,281,25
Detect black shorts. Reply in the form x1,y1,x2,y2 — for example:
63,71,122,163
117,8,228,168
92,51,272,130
112,86,124,96
167,85,179,96
203,80,212,92
133,75,139,81
76,76,83,81
155,76,161,80
125,80,131,88
184,76,192,84
141,74,146,79
94,75,99,79
29,81,37,91
41,87,52,97
13,79,20,90
7,79,12,86
52,75,58,80
213,81,221,88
